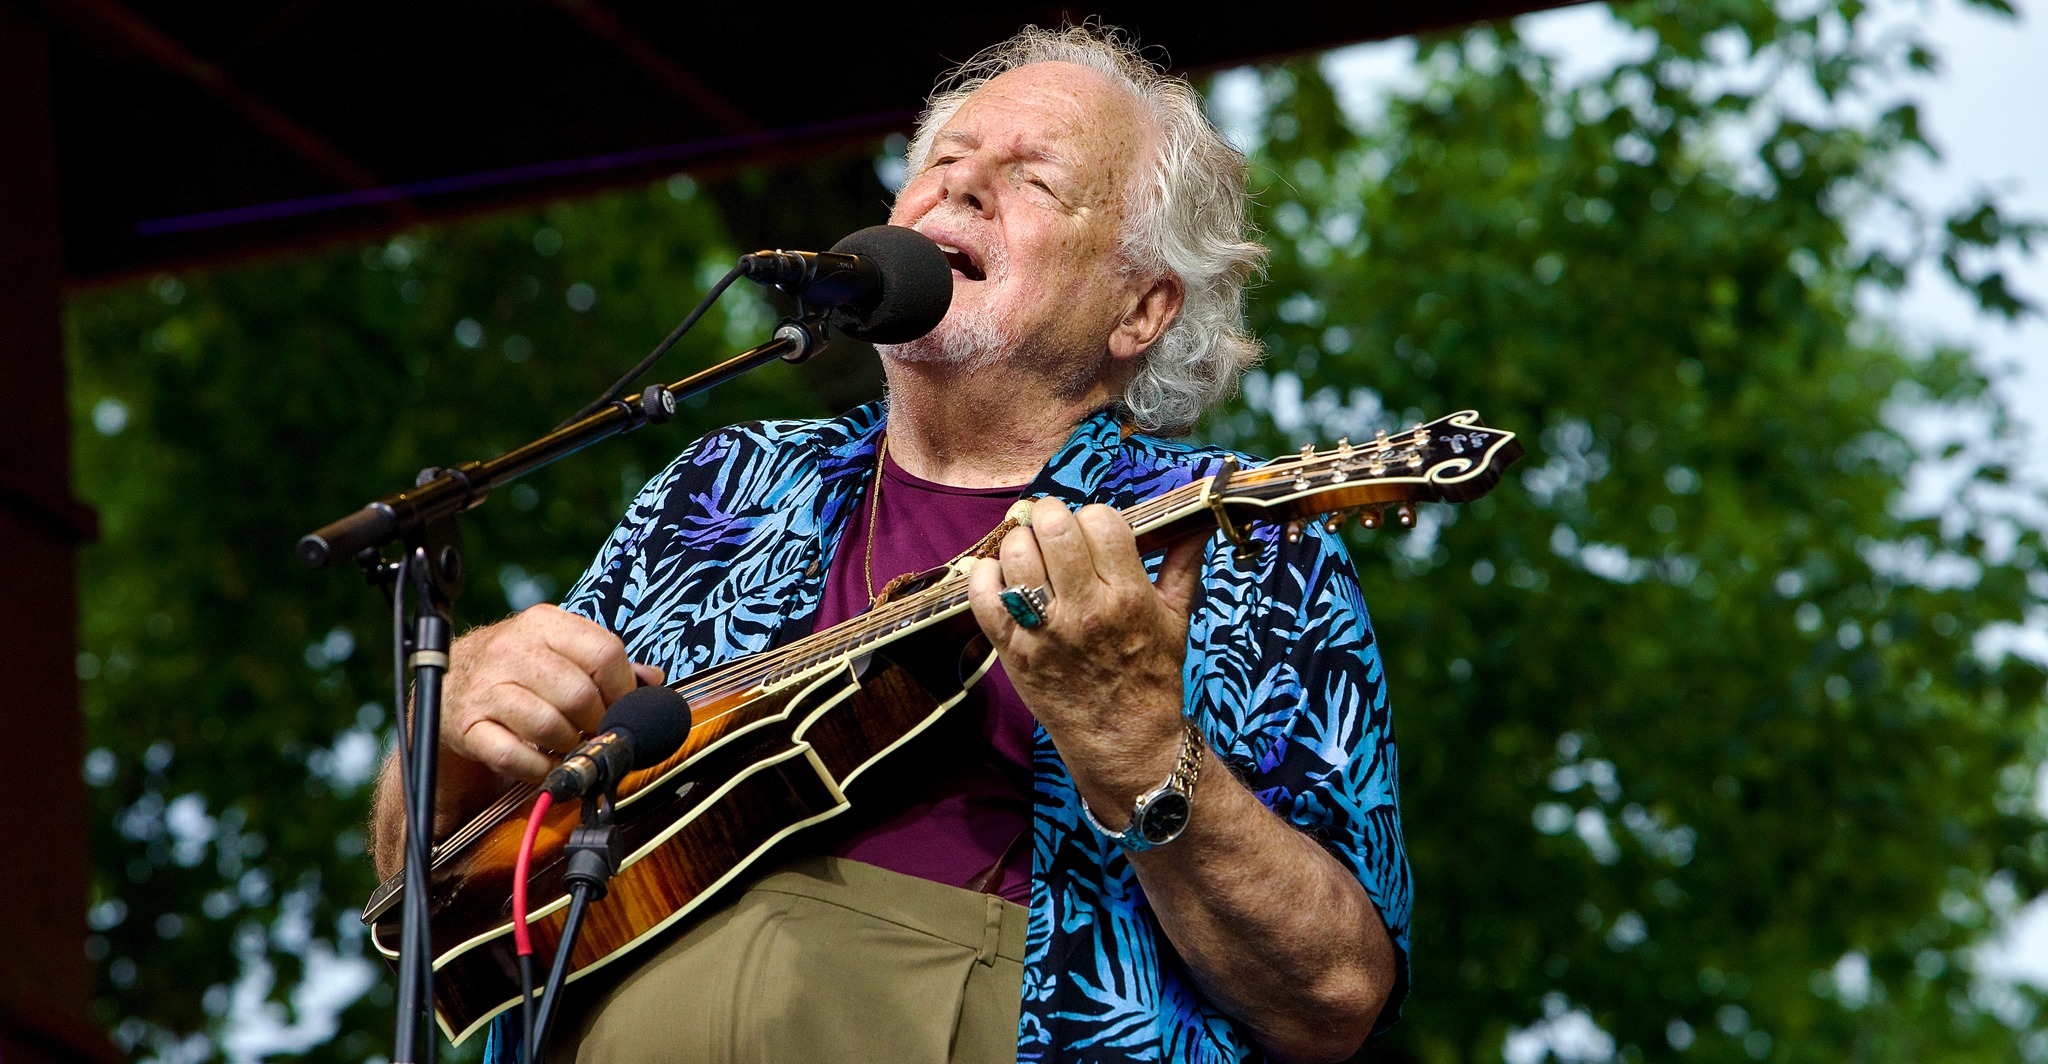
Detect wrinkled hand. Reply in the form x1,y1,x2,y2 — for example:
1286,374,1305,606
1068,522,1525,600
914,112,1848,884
967,497,1207,820
439,604,666,782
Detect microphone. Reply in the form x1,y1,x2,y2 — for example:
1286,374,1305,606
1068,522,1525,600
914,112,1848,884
739,225,953,344
542,685,692,802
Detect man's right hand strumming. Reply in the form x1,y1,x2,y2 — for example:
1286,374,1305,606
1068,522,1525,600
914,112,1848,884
368,603,666,878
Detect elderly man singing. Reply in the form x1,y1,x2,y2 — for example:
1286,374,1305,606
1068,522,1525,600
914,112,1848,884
372,25,1409,1064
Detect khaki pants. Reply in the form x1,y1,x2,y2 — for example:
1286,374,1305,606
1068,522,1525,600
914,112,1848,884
548,856,1028,1063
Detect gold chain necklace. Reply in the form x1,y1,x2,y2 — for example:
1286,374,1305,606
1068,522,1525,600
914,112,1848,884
863,434,888,604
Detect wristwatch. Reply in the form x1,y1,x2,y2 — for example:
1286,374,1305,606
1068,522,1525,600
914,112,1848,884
1081,718,1206,853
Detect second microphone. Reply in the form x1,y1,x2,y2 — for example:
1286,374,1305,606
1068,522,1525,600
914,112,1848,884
543,684,693,802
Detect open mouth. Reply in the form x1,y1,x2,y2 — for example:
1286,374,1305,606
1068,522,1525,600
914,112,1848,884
935,242,986,282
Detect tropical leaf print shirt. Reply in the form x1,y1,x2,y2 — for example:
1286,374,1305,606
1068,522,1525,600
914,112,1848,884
553,402,1411,1062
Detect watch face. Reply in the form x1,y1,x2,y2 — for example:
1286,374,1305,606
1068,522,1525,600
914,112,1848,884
1136,791,1192,844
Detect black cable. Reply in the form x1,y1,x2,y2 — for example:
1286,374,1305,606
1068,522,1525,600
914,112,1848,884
389,555,412,864
388,554,431,1062
398,551,448,1064
527,882,596,1063
519,952,538,1064
424,908,438,1064
411,559,442,1064
555,263,749,430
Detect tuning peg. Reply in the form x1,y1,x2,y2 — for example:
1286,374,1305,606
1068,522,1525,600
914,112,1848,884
1285,520,1304,544
1358,509,1383,530
1299,443,1316,461
1395,504,1417,528
1323,512,1348,533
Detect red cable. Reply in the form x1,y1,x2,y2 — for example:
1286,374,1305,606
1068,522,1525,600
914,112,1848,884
512,790,554,957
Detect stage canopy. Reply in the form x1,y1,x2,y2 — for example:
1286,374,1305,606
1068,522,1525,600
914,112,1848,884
45,0,1575,282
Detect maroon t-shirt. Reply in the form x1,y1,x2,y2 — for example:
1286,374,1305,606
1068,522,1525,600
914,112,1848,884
809,447,1034,903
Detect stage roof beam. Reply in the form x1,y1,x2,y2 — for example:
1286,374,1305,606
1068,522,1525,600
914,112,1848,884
546,0,761,136
49,0,398,208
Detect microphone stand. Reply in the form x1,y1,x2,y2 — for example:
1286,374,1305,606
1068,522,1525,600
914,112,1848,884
302,312,830,1064
527,791,625,1064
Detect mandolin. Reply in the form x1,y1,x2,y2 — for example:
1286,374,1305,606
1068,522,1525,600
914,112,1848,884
361,410,1522,1044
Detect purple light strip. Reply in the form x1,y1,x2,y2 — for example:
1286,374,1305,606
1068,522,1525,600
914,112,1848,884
134,111,915,237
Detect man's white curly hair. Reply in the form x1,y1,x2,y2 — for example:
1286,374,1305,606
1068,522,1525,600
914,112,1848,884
901,25,1266,436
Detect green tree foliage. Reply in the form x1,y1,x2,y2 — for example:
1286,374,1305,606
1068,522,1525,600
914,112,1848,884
62,1,2045,1061
66,176,844,1061
1205,2,2047,1061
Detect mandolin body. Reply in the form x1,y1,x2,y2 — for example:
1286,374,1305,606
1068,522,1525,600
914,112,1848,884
362,607,998,1045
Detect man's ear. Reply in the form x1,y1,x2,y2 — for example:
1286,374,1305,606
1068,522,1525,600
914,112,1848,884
1108,274,1184,362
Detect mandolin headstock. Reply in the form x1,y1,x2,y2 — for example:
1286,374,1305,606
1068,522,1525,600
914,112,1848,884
1208,410,1523,538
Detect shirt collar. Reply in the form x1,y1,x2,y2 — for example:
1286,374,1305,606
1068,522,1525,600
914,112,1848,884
1021,407,1129,506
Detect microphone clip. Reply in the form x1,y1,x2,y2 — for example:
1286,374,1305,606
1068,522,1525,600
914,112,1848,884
562,793,625,901
771,314,830,366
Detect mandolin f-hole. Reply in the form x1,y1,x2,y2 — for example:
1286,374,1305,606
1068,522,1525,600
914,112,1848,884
958,634,995,687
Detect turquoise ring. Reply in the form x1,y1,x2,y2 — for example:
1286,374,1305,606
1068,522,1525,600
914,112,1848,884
1000,584,1051,629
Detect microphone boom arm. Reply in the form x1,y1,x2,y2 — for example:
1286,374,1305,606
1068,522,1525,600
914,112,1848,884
296,313,829,570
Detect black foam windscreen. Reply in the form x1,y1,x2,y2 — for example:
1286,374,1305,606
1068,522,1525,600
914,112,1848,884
598,684,692,770
827,225,953,344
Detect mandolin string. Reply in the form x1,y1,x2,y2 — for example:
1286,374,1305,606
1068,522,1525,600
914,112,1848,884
435,432,1443,853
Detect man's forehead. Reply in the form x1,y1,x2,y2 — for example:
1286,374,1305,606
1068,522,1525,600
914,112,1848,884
937,62,1151,153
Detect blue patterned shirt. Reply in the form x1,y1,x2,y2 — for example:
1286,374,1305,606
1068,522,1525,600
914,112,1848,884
521,401,1410,1062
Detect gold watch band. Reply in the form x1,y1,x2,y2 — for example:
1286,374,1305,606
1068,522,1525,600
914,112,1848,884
1079,717,1205,852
